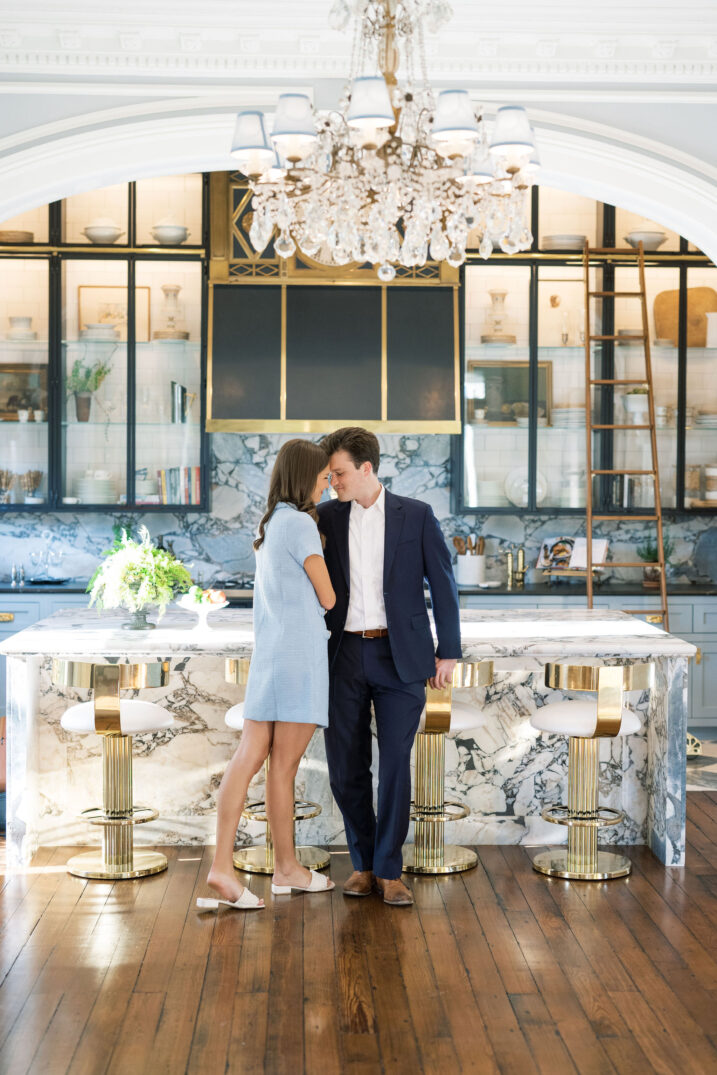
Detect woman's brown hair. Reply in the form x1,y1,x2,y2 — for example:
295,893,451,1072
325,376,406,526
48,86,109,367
253,438,329,550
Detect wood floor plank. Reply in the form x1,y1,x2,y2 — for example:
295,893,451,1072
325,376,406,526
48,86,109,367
228,990,270,1075
106,992,164,1075
134,846,205,994
509,994,577,1075
414,875,499,1073
187,943,242,1075
302,867,341,1075
67,990,133,1075
0,989,63,1075
263,890,305,1075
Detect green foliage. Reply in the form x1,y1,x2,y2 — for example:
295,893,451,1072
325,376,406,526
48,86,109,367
636,533,675,563
87,525,192,618
65,358,112,395
626,386,649,395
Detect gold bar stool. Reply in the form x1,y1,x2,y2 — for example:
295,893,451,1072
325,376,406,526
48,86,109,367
224,658,330,875
531,661,654,881
51,659,172,880
403,660,494,875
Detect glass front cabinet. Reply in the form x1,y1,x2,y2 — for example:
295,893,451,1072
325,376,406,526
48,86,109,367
0,176,207,510
456,189,716,516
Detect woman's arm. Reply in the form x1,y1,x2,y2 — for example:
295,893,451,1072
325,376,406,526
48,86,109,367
304,555,336,610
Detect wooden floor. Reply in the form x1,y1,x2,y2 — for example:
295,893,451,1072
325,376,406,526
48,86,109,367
2,795,717,1075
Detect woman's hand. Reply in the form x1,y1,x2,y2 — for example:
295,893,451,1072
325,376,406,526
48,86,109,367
304,554,336,610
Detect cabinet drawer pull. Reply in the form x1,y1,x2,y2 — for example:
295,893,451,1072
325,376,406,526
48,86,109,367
0,612,14,622
696,648,702,665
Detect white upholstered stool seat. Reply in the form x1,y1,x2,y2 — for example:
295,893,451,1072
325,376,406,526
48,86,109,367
418,697,487,734
531,700,640,739
225,701,246,730
62,699,174,736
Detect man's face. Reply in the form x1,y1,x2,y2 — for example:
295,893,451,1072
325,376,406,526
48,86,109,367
329,450,370,501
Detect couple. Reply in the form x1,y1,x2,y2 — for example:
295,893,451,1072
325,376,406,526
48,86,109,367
203,427,461,911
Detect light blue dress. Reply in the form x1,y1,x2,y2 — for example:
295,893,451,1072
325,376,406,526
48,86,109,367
243,502,330,727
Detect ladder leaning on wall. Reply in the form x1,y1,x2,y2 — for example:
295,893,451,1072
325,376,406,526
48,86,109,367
582,239,669,632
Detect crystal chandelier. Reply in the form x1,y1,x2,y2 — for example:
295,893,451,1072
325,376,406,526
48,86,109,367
230,0,539,281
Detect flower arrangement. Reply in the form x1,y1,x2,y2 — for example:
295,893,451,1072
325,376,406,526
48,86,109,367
87,525,192,628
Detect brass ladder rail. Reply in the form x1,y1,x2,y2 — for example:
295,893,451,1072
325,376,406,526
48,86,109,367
583,241,669,631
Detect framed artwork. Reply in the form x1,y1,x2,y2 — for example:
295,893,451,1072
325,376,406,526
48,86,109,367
0,363,49,420
78,285,150,342
465,359,552,424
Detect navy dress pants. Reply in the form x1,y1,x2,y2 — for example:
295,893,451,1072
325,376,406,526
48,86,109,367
324,633,425,879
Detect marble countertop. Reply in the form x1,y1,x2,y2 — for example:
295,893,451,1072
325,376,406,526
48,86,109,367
0,606,696,661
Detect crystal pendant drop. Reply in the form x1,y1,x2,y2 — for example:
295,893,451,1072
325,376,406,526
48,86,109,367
446,245,465,268
479,235,493,260
328,0,351,32
377,262,396,282
275,231,296,258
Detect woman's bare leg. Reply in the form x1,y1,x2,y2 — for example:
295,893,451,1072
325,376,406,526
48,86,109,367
207,720,273,901
266,722,331,888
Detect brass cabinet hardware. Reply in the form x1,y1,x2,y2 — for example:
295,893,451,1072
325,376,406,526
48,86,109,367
696,648,702,665
0,612,14,622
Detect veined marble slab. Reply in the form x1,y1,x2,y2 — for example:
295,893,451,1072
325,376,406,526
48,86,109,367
1,608,694,870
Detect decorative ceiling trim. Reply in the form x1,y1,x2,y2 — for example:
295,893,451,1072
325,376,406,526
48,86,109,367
0,106,715,268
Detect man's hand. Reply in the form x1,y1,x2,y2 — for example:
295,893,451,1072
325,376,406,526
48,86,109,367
429,658,457,690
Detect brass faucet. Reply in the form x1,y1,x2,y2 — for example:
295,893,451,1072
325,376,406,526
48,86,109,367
506,547,514,590
514,546,527,589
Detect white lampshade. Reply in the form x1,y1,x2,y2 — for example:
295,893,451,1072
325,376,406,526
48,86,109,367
346,76,394,129
230,111,274,175
489,106,535,154
432,90,479,156
457,144,495,187
271,94,317,160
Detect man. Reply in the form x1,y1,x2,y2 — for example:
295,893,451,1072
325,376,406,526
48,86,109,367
317,427,461,906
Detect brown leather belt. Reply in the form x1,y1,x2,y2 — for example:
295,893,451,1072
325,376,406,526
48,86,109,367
345,628,389,639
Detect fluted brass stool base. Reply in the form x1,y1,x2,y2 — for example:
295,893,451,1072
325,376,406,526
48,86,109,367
66,848,168,880
233,845,330,874
531,849,631,881
403,843,477,875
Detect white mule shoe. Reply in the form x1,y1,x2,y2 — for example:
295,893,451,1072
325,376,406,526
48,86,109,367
271,870,335,895
196,889,264,911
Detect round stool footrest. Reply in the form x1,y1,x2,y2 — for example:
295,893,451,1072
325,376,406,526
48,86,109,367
242,798,322,823
542,804,625,828
80,805,159,827
410,799,469,823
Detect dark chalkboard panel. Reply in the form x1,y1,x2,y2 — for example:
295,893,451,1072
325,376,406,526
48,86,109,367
286,286,381,420
386,287,456,421
210,285,281,420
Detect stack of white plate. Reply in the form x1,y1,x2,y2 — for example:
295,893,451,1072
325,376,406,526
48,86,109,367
75,475,115,503
551,407,585,429
541,234,587,251
695,413,717,429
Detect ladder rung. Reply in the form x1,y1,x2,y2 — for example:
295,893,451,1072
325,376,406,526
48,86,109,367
592,561,661,568
588,291,643,297
592,514,658,521
589,333,646,341
590,379,648,385
592,424,652,430
590,470,655,475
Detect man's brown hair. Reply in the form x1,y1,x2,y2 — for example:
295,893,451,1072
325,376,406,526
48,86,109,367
320,426,380,474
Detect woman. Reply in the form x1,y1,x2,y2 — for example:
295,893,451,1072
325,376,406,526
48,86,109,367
201,439,336,910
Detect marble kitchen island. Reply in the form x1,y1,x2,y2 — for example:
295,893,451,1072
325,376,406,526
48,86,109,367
0,607,695,869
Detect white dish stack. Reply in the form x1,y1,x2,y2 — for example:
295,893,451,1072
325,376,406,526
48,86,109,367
75,474,115,504
551,407,585,429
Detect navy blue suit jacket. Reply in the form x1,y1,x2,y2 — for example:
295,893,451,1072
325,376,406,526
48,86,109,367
316,490,462,684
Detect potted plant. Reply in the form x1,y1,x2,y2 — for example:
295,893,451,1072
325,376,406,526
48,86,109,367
66,358,112,422
623,385,650,423
87,525,192,629
636,534,674,588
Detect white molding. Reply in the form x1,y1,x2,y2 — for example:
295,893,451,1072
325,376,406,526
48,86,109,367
0,105,715,267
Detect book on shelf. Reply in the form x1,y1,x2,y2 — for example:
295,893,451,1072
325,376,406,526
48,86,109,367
156,465,201,505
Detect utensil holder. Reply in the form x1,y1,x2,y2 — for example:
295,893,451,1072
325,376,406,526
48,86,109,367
454,554,486,586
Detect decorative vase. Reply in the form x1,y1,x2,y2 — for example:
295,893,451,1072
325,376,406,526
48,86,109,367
75,392,92,422
122,607,156,631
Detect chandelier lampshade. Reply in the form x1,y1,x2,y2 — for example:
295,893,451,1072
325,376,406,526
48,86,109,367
346,76,395,129
432,90,480,157
230,111,275,176
231,1,539,275
271,94,318,162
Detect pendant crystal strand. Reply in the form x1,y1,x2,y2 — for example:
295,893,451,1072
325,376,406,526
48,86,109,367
237,0,537,276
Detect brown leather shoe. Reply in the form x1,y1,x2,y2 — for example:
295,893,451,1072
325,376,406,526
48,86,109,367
375,876,414,906
343,870,375,897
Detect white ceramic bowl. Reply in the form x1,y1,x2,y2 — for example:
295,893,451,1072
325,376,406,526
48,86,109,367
541,234,587,251
625,230,667,251
150,224,189,245
83,225,124,244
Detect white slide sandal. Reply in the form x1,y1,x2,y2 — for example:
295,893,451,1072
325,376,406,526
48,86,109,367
271,870,335,895
196,889,264,911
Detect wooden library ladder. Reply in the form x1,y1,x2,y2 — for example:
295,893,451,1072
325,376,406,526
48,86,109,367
583,240,669,632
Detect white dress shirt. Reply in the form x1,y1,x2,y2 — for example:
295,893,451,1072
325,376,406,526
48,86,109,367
344,485,387,631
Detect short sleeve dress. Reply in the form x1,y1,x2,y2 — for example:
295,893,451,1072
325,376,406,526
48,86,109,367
242,502,330,727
